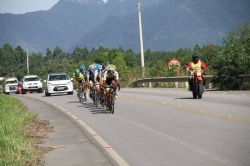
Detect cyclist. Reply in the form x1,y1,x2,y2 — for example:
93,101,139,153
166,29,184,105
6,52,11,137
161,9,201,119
103,64,120,109
99,63,109,104
86,64,96,99
100,63,109,85
94,64,102,99
79,64,88,98
185,53,209,91
73,69,85,95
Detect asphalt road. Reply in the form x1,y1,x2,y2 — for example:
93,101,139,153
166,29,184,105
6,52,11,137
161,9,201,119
13,88,250,166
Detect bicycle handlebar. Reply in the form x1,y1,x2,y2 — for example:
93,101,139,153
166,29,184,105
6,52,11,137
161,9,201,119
102,84,120,91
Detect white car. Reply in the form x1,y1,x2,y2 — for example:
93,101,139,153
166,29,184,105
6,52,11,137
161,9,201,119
4,77,19,94
44,72,73,96
21,75,43,94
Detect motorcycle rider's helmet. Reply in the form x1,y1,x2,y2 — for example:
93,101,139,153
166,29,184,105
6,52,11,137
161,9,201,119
192,53,199,63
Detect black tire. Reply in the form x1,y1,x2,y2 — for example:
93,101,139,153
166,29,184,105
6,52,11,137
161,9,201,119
22,90,26,94
92,90,95,105
78,91,82,103
67,91,73,95
198,83,203,99
95,93,99,107
192,87,197,99
38,88,43,93
99,93,104,107
84,92,87,102
45,92,51,96
109,93,115,114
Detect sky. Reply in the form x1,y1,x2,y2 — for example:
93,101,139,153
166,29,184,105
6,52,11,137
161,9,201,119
0,0,108,14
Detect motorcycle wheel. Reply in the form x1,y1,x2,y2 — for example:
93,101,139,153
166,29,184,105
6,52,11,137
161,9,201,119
192,90,197,99
198,83,203,99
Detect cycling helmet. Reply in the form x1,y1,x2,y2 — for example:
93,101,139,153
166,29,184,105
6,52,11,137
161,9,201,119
102,63,108,70
108,64,116,71
95,64,100,70
80,65,86,70
89,64,95,70
75,69,80,74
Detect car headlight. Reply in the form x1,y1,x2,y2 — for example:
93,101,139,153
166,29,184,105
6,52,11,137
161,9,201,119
66,81,72,85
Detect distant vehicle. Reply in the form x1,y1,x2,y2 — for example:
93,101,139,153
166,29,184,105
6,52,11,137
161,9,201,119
44,72,73,96
21,75,43,94
4,77,19,94
16,83,22,94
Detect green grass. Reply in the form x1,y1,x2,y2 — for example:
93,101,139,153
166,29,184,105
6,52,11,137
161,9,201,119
0,93,41,166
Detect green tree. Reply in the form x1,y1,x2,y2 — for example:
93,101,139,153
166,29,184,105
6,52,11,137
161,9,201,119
212,23,250,90
45,48,53,62
193,44,201,54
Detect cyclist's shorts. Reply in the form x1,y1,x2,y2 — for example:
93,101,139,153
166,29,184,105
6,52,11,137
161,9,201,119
77,80,84,83
106,77,116,85
89,80,100,85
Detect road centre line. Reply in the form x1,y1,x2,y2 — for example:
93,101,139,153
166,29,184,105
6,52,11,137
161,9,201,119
119,96,250,125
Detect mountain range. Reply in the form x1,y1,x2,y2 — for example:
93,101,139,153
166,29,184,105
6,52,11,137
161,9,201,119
0,0,250,54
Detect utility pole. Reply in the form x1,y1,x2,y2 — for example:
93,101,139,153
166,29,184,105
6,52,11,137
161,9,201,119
137,0,145,78
27,50,29,75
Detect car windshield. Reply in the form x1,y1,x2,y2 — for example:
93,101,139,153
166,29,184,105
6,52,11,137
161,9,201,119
49,74,69,81
6,80,18,84
24,77,39,82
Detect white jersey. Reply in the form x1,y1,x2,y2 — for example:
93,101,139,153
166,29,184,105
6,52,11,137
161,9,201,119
103,70,119,80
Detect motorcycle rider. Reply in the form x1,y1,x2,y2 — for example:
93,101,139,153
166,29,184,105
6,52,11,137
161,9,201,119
185,53,209,91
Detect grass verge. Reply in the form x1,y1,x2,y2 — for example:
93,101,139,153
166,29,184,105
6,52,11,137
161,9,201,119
0,94,54,165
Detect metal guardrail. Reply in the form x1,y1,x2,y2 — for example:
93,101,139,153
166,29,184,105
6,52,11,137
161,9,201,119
132,75,250,84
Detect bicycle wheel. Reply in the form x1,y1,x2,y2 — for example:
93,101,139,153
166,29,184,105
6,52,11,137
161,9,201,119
99,92,104,107
83,92,87,102
111,92,115,114
78,86,82,102
92,89,96,106
109,91,115,114
95,92,99,107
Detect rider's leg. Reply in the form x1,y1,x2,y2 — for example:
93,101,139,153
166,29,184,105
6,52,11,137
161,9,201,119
203,75,206,88
89,81,94,98
75,83,79,94
104,88,109,103
96,84,100,96
188,75,192,90
111,79,118,99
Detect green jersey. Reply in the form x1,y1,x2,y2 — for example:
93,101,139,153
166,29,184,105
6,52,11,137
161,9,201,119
73,73,84,82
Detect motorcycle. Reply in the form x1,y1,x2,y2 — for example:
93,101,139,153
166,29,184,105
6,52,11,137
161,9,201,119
191,69,205,99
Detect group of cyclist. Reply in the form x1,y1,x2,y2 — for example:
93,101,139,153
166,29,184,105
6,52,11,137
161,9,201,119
73,63,120,110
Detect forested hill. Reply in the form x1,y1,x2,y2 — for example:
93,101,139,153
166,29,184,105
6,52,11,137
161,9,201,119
0,0,249,54
72,0,250,53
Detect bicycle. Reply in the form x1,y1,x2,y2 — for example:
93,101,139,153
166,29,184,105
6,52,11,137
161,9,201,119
104,84,116,114
82,82,87,102
78,83,87,103
77,83,83,102
92,83,98,107
99,85,105,108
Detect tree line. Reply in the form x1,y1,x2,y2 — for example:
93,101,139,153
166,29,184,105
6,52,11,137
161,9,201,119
0,23,249,90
